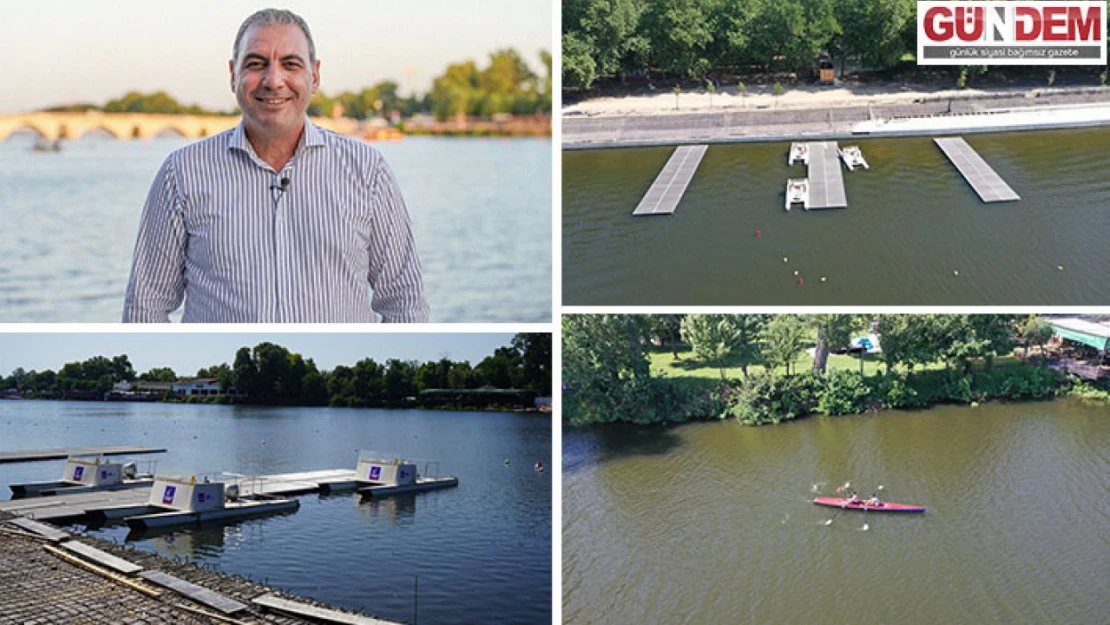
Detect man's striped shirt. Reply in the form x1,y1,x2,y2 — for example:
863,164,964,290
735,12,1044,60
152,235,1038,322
122,119,428,323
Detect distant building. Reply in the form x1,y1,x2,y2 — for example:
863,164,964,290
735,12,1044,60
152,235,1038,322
172,378,221,398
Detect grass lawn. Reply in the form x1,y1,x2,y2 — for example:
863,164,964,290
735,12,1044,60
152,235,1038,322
649,347,1025,381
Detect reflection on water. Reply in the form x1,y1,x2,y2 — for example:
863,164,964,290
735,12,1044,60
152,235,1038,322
0,132,551,322
356,493,418,525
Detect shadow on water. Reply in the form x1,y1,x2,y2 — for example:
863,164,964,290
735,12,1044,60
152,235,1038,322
564,422,684,475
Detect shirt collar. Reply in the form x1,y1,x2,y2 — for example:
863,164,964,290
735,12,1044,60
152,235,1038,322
228,117,327,158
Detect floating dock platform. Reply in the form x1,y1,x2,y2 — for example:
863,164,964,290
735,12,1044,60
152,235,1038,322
0,445,166,464
788,142,809,166
934,137,1020,203
632,144,708,215
785,178,809,211
838,145,869,171
11,457,153,497
2,462,459,526
806,141,848,209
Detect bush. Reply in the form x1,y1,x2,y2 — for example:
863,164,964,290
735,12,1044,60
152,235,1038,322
724,372,817,425
816,370,873,416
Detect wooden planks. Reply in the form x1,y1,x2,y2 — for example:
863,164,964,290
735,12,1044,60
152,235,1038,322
7,517,71,541
253,593,402,625
934,137,1020,203
632,144,708,215
0,445,166,464
60,540,143,574
140,570,248,614
806,141,848,209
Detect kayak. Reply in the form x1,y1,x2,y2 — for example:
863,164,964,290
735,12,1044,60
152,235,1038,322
813,496,926,513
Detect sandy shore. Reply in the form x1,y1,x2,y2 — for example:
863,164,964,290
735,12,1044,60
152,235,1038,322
563,82,1107,117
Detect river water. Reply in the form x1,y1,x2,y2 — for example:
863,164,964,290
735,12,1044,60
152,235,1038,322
564,400,1109,625
563,127,1110,305
0,401,551,625
0,133,551,322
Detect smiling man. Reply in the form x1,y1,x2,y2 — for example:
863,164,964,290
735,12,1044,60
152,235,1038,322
123,8,428,323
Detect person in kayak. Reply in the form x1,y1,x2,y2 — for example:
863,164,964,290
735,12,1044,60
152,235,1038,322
867,493,882,507
847,491,862,505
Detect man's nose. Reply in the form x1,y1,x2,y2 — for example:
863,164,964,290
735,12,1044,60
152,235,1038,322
262,64,286,89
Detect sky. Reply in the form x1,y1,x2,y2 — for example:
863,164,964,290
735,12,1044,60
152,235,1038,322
0,0,553,114
0,332,521,377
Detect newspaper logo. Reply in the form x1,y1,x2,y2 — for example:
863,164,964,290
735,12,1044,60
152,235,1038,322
72,466,84,481
918,1,1106,65
369,466,382,481
162,485,176,504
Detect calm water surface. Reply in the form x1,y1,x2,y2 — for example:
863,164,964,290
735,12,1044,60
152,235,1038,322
564,127,1110,305
564,400,1109,625
0,401,551,625
0,133,551,322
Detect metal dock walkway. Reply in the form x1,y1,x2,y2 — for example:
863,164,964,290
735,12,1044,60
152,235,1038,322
0,445,166,464
934,137,1020,203
632,144,708,215
806,141,847,209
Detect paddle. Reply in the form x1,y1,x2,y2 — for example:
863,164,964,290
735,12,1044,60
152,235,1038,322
824,481,852,526
861,485,883,531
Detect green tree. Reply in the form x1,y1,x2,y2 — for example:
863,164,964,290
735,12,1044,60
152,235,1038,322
642,0,715,78
808,314,858,373
384,359,418,405
512,333,553,396
139,367,178,382
1018,315,1055,364
682,315,764,380
447,361,473,389
761,316,808,375
563,314,660,425
876,314,935,374
430,61,479,119
564,0,648,80
646,314,686,360
749,0,840,73
562,32,599,90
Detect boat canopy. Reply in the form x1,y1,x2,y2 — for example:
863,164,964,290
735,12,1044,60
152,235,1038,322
1049,318,1110,352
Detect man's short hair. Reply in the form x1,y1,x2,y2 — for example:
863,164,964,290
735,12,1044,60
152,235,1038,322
232,8,316,65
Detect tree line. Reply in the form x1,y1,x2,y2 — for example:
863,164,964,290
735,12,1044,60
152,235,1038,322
563,0,1110,91
3,334,551,408
564,314,1071,426
43,48,552,121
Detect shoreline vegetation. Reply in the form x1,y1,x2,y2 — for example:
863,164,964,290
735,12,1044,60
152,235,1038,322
2,334,551,414
563,315,1110,427
562,0,1110,144
37,48,552,137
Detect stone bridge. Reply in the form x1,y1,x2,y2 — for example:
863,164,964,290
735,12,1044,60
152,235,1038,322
0,112,359,142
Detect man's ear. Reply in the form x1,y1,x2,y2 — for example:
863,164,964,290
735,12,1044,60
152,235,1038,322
229,60,236,93
312,60,321,93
